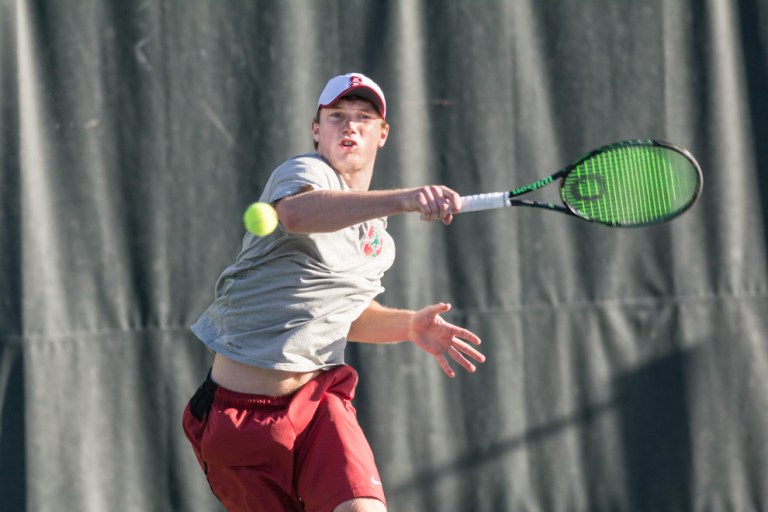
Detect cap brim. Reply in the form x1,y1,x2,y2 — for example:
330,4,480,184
320,86,386,119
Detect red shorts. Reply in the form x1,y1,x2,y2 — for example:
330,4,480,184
182,365,386,512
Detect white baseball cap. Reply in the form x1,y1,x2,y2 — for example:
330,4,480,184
317,73,387,119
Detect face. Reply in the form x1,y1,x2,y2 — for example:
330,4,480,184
312,98,389,175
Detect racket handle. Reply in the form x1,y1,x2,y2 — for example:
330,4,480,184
460,192,508,213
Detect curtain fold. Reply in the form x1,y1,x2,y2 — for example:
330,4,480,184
1,1,766,510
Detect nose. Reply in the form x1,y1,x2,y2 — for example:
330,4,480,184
341,117,358,133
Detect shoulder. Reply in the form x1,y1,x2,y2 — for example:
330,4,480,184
262,154,346,203
272,153,345,190
279,153,332,173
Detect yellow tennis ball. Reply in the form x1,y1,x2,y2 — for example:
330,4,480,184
243,202,278,236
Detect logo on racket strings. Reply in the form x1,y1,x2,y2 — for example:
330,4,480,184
566,175,606,201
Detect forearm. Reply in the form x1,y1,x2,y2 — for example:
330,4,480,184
348,300,485,378
347,300,414,343
276,189,406,233
276,183,463,233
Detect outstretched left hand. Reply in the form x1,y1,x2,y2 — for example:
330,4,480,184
408,303,485,378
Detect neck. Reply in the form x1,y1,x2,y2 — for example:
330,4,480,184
338,167,373,191
317,153,376,191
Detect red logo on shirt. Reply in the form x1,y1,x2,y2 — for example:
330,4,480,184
362,225,383,257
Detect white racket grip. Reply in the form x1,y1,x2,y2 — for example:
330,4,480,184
460,192,508,213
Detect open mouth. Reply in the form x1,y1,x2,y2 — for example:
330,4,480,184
340,139,357,149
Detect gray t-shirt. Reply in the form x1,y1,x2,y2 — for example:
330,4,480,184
191,154,396,371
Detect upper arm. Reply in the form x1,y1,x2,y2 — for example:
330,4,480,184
273,185,314,218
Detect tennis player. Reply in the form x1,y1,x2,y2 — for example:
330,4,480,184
183,72,486,512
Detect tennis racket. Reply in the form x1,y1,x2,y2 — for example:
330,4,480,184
460,139,703,227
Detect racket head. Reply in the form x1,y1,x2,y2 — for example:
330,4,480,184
559,139,703,227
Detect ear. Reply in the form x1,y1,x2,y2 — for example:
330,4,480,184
378,123,390,148
311,120,320,143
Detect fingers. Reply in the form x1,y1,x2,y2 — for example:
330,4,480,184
449,346,477,373
436,337,486,378
414,301,486,378
414,186,462,223
436,354,456,378
451,325,481,346
424,302,451,318
452,338,486,363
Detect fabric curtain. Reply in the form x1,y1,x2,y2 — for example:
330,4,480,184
1,1,767,510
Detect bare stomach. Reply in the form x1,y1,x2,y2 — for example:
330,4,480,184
210,352,324,396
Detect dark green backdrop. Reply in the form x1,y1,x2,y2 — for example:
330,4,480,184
2,1,767,511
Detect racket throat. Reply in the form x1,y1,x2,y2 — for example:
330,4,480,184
510,175,555,196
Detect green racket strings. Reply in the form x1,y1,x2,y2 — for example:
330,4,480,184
561,144,700,226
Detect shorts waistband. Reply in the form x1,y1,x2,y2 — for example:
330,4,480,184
210,373,295,410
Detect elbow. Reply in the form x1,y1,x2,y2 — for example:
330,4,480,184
278,212,302,234
274,198,305,234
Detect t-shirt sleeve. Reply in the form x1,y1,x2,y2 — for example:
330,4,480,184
265,156,341,204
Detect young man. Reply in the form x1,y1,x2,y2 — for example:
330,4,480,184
183,73,486,512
